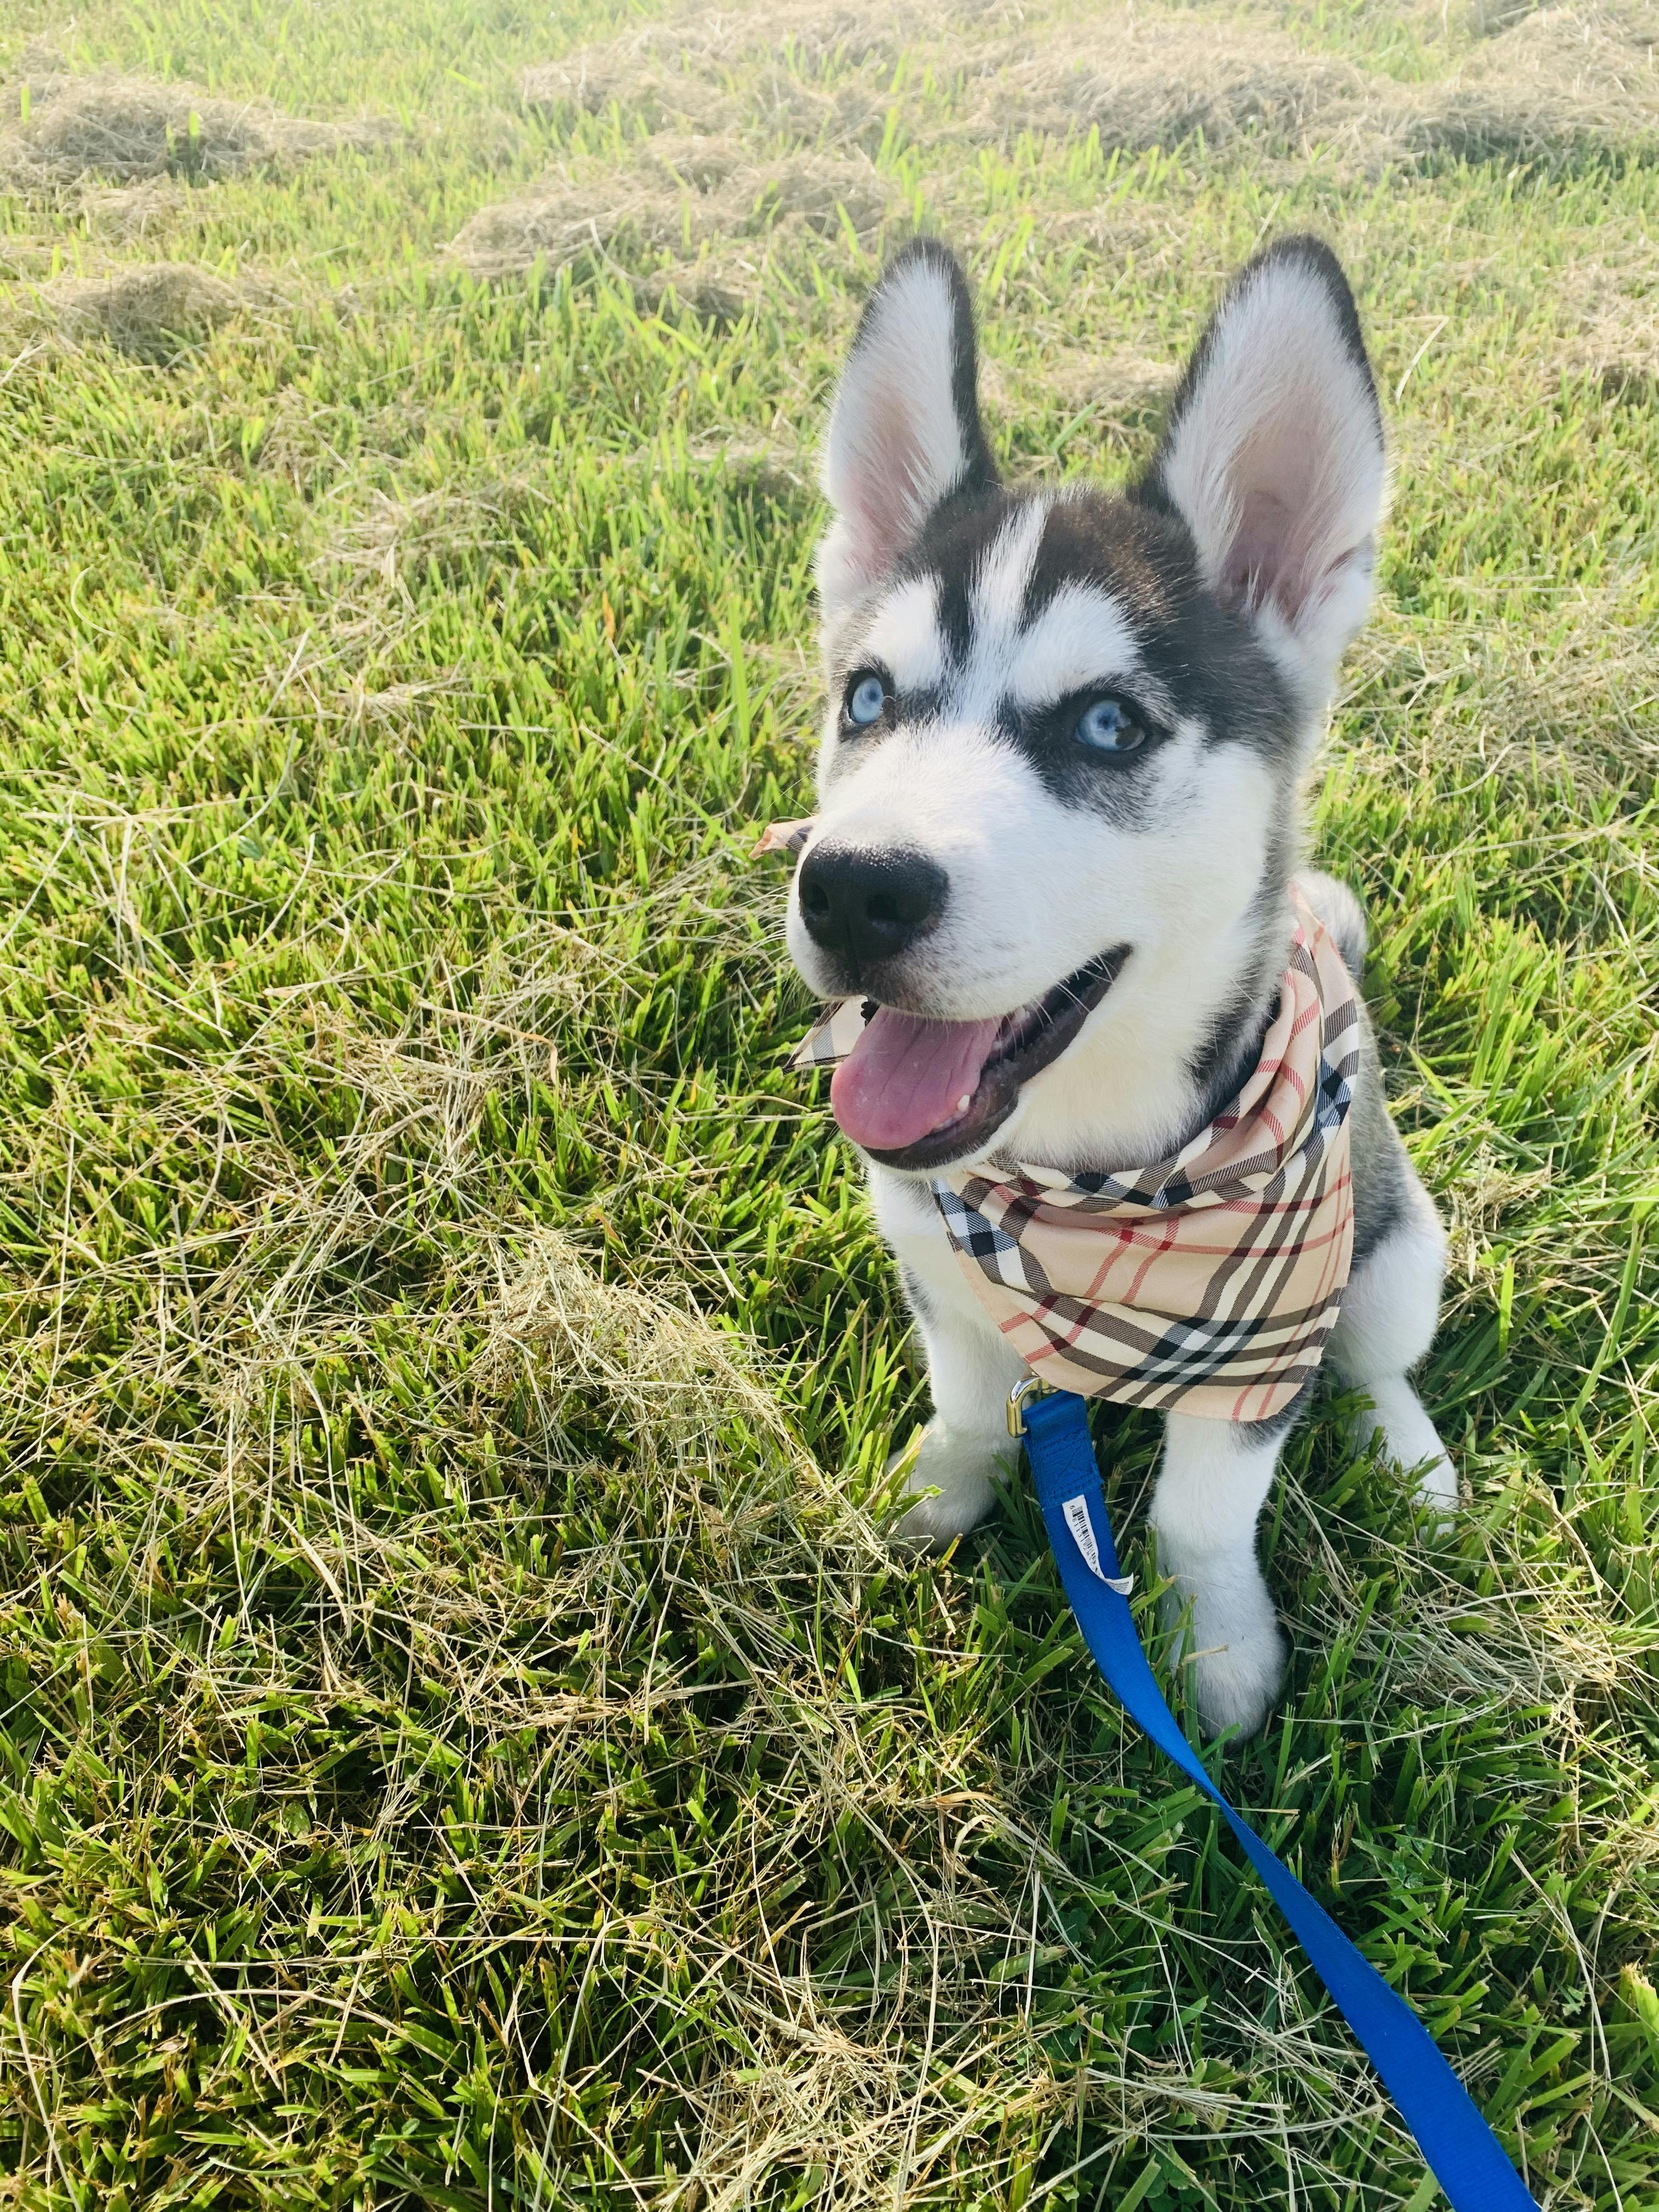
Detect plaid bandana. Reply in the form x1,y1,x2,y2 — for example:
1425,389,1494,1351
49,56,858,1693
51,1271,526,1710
762,823,1359,1422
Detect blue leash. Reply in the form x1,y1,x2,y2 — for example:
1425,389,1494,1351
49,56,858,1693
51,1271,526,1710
1019,1385,1537,2211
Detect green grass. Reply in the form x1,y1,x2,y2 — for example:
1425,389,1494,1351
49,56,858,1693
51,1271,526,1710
1,0,1658,2205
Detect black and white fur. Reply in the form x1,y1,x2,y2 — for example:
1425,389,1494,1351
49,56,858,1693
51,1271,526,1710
786,238,1454,1740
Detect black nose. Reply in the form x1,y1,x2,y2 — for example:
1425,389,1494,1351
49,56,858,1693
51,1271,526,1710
797,844,949,973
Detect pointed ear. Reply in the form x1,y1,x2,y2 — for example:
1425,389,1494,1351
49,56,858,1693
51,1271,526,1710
816,240,997,619
1138,236,1387,700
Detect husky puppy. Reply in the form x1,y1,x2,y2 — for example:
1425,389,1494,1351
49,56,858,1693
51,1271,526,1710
785,236,1454,1739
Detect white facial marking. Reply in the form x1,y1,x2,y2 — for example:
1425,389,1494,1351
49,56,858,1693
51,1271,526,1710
790,680,1286,1174
969,499,1049,647
793,715,1269,1008
1004,582,1143,712
858,575,947,693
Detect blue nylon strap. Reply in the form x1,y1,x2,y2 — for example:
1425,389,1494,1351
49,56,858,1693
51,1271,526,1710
1022,1389,1537,2211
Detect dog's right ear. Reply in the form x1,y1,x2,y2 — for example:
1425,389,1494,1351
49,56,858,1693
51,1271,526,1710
817,240,997,620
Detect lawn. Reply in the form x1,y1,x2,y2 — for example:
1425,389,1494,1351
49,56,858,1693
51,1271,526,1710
1,0,1657,2205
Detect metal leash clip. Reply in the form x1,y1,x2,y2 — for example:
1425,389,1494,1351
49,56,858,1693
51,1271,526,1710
1006,1375,1054,1438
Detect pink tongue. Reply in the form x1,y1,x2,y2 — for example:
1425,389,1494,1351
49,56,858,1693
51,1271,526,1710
830,1007,1005,1152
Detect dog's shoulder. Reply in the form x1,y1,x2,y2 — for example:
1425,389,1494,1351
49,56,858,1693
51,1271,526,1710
1293,873,1419,1267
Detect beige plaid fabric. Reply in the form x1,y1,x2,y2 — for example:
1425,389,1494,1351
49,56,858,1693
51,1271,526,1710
763,820,1359,1422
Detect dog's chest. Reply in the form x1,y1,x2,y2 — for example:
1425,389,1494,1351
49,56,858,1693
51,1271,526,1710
867,1164,985,1332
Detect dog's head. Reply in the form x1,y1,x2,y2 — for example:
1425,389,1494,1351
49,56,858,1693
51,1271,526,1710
787,236,1386,1174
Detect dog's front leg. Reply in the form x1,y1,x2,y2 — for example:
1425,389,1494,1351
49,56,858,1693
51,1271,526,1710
870,1167,1027,1548
1149,1411,1291,1740
894,1275,1029,1545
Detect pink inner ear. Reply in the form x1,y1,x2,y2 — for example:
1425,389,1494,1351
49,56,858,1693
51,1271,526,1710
1222,468,1338,624
1221,486,1295,614
846,405,928,584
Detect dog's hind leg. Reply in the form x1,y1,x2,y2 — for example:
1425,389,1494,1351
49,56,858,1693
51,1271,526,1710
1149,1411,1293,1740
1306,916,1457,1517
1327,1164,1458,1516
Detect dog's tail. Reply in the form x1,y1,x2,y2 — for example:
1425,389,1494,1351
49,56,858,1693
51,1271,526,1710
1295,870,1368,980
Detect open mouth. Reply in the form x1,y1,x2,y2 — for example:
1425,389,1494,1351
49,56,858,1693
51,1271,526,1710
830,947,1128,1172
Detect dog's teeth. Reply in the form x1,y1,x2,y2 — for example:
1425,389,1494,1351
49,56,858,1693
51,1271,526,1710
956,1093,972,1114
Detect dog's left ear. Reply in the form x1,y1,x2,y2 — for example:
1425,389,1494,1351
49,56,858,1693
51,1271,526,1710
1138,236,1386,703
817,239,998,621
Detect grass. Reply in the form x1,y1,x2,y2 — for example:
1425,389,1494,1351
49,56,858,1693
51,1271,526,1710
0,0,1657,2204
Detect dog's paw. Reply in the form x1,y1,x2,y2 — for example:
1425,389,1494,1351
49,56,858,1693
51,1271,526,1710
1408,1438,1458,1520
1163,1579,1286,1741
1351,1378,1458,1523
1188,1620,1288,1741
887,1421,1001,1551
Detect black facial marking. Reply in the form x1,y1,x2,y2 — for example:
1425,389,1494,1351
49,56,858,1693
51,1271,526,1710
1018,492,1193,630
905,487,1008,670
1025,495,1295,764
837,488,1299,815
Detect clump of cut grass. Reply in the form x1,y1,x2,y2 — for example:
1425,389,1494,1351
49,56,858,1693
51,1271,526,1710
1349,588,1659,786
520,0,1658,181
36,259,243,359
521,0,984,128
981,16,1366,153
323,472,558,591
0,69,376,188
452,135,892,282
1019,343,1176,433
524,1,1362,157
450,171,684,282
1290,1459,1623,1718
1404,1,1659,160
1554,247,1659,398
75,174,187,240
634,255,752,324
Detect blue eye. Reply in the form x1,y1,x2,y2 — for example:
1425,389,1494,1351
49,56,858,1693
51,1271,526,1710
1075,697,1145,754
845,673,888,727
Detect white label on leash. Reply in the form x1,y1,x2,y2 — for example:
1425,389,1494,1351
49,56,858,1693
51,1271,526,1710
1061,1496,1133,1595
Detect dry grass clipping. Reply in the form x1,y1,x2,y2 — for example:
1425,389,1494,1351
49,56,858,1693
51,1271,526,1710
1032,343,1177,429
1556,251,1659,396
1405,2,1659,160
524,1,1361,154
983,16,1365,152
324,473,558,590
1350,589,1659,788
37,262,244,360
522,0,1003,132
517,0,1659,173
452,134,894,283
0,68,380,188
75,176,189,241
